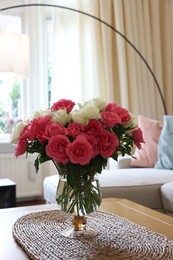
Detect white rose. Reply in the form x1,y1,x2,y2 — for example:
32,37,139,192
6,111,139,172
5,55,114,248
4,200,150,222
83,98,106,111
92,98,106,111
82,104,101,120
71,110,88,125
34,109,52,118
33,110,43,118
11,120,29,144
52,109,71,125
123,113,138,134
72,104,101,124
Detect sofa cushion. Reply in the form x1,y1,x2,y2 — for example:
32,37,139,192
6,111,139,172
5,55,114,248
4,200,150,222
155,116,173,170
130,115,162,168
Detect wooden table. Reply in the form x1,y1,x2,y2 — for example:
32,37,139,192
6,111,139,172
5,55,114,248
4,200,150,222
1,198,173,260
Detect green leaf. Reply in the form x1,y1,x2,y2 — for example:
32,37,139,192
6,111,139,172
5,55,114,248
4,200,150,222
111,152,118,161
39,152,51,164
67,164,79,188
27,140,42,153
91,155,107,173
34,156,40,173
34,152,51,173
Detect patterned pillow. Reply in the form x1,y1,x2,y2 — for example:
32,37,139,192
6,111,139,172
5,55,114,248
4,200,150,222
130,115,162,168
155,116,173,169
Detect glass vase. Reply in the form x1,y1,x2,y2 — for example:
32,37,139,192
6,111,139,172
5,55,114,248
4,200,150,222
56,173,102,237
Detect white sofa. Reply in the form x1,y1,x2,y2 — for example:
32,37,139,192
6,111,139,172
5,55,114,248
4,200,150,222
43,156,173,216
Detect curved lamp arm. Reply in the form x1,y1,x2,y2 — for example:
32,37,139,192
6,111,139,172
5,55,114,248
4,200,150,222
0,3,167,115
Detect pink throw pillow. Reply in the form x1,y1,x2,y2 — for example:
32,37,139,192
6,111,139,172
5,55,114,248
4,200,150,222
130,115,163,168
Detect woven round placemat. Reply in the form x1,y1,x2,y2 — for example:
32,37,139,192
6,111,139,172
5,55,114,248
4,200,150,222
13,210,173,260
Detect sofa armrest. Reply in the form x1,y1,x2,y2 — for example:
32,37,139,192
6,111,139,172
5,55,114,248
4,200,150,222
109,155,132,169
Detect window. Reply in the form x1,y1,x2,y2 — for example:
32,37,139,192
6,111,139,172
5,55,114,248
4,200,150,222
0,4,99,150
0,10,51,148
0,74,22,141
46,18,53,108
0,14,22,142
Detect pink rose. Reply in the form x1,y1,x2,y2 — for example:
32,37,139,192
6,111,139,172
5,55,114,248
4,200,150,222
85,134,99,158
67,122,84,138
46,135,70,163
104,103,130,124
15,138,28,157
66,135,94,165
19,125,34,141
50,99,75,113
31,116,52,144
132,128,144,149
26,120,37,140
44,123,67,139
84,119,103,137
101,111,121,128
113,106,130,124
104,103,117,112
98,130,119,157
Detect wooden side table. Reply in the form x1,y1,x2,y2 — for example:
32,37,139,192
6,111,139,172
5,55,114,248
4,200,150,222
0,178,16,208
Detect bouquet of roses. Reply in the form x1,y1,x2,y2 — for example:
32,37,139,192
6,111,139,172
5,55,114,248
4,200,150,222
11,98,144,181
11,98,144,213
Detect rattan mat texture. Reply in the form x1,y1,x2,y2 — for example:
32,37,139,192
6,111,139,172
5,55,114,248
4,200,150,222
12,210,173,260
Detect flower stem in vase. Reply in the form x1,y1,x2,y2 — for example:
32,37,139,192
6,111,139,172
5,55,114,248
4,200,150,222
57,173,101,238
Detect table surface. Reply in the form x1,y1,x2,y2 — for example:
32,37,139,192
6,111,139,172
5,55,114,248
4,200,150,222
1,198,173,260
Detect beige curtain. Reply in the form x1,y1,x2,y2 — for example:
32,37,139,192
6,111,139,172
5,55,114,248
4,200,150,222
1,0,172,120
51,0,173,120
49,0,173,120
23,5,48,117
51,0,107,103
97,0,173,120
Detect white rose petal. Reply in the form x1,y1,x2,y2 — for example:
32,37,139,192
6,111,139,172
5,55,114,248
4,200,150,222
71,110,88,125
42,109,52,116
11,120,29,144
123,113,138,134
33,110,43,118
83,98,106,111
82,104,101,120
92,98,106,111
52,110,71,125
34,109,52,118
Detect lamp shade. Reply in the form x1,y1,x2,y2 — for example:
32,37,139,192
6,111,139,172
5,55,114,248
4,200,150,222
0,31,29,78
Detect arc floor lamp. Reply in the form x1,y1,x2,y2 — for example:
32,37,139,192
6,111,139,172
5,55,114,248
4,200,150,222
0,3,167,115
